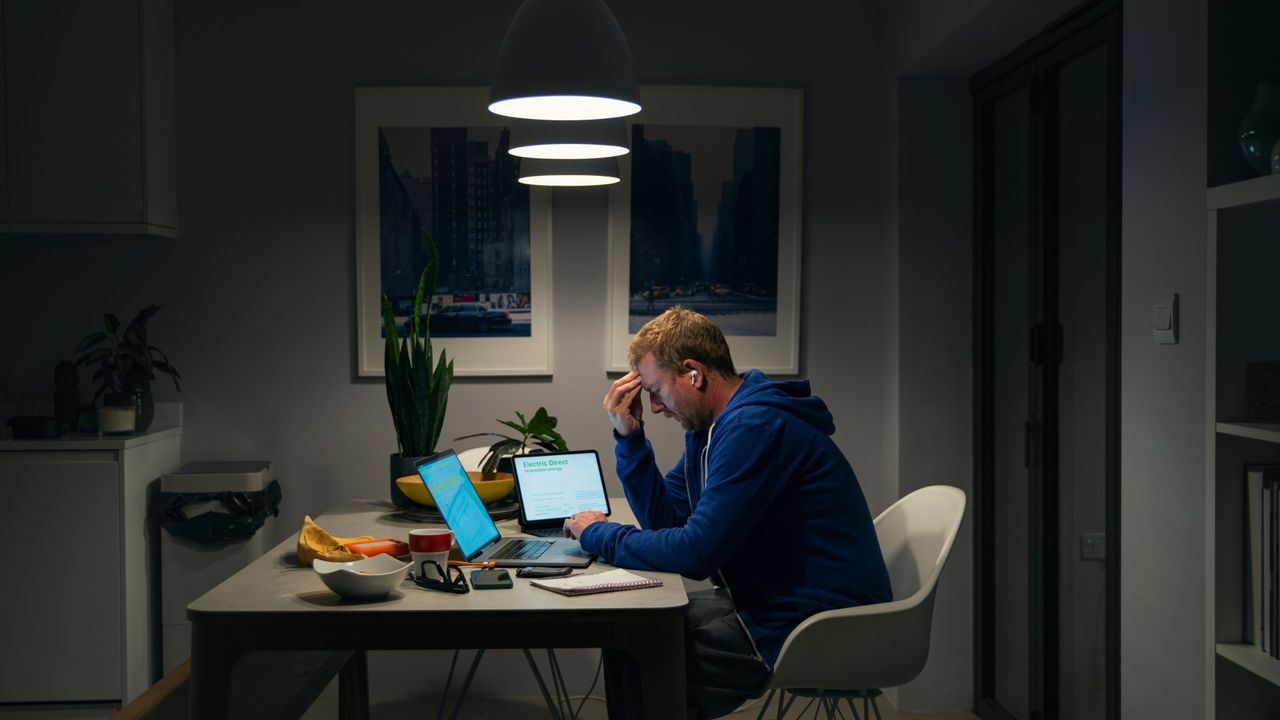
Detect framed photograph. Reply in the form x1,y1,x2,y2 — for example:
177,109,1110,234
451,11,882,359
356,87,553,377
606,86,803,374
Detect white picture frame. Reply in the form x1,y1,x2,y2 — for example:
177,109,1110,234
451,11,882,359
605,86,803,375
355,86,553,377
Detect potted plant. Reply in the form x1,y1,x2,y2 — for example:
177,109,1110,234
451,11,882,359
74,305,181,433
383,236,453,509
456,406,568,478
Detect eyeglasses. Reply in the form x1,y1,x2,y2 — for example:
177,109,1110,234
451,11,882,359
413,560,470,594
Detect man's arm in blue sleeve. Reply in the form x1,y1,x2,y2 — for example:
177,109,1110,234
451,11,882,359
585,414,789,577
614,423,690,530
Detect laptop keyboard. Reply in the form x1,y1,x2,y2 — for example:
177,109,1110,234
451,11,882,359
524,527,565,538
490,539,553,560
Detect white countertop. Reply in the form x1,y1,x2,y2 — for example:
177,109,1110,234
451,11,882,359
1,401,183,451
0,424,182,451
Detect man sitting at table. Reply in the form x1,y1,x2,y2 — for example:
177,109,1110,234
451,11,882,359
562,306,892,720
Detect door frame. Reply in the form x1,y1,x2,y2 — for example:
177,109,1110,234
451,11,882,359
971,2,1121,718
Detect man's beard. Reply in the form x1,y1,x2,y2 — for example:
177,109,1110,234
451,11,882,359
666,410,704,432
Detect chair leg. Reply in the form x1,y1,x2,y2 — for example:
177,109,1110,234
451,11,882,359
445,650,486,720
868,695,883,720
792,694,816,719
843,697,862,720
779,691,800,720
755,689,776,720
520,649,563,720
546,649,574,718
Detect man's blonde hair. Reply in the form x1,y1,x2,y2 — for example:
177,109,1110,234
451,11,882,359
628,306,737,377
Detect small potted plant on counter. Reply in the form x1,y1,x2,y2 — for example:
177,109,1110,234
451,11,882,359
74,305,181,434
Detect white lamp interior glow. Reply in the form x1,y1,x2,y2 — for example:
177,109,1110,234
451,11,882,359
510,143,628,160
518,174,621,187
489,95,641,121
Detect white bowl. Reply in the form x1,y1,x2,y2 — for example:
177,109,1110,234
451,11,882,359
313,554,412,600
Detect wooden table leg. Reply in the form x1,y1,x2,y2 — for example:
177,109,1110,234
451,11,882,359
189,621,240,720
338,650,370,720
623,611,686,720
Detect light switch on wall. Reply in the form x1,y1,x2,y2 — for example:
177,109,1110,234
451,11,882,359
1153,294,1178,344
1081,533,1106,560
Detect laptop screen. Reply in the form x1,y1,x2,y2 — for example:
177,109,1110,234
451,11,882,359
512,450,611,523
415,451,500,559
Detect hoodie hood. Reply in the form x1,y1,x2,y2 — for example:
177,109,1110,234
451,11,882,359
722,369,836,436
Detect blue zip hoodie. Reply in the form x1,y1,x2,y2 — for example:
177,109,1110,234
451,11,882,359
579,370,892,666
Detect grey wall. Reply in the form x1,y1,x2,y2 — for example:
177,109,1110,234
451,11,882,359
894,76,974,711
1119,0,1208,716
0,0,894,705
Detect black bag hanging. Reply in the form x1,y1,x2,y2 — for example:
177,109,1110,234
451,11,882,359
154,479,282,545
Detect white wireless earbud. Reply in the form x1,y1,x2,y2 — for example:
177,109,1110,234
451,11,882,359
689,370,698,386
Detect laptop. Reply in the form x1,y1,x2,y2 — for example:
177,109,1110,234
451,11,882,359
414,450,595,568
512,450,612,537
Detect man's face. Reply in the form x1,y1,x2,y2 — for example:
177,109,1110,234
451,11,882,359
635,353,707,432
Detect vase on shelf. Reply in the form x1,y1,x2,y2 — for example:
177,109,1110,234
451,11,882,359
98,393,136,435
135,391,155,433
1238,81,1280,176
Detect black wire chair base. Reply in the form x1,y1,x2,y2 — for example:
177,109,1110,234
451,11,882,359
755,688,883,720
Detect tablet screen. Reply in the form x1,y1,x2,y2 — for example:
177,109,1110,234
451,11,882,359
513,451,610,522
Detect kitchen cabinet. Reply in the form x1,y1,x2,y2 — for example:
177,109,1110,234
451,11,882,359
0,0,176,237
0,421,181,705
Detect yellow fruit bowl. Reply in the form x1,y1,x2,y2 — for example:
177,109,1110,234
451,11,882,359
395,472,515,508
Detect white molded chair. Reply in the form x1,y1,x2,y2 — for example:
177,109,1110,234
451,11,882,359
755,485,967,720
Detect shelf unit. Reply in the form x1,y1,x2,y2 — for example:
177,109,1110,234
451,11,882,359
1207,174,1280,716
1217,643,1280,688
1217,422,1280,445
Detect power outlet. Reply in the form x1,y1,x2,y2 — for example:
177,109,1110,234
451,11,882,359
1081,533,1106,561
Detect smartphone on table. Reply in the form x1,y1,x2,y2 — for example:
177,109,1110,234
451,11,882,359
516,566,573,579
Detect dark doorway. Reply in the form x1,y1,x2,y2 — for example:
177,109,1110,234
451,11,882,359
972,2,1120,719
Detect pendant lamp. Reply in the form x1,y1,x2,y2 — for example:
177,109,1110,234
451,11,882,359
518,157,620,187
489,0,641,121
509,118,628,160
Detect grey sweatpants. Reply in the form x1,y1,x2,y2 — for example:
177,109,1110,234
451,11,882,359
604,588,772,720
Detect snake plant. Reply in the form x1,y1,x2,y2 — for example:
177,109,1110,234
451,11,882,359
382,235,453,457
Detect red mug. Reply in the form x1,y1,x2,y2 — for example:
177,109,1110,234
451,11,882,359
409,529,453,581
409,528,453,553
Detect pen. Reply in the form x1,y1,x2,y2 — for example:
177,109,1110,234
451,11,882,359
448,560,496,568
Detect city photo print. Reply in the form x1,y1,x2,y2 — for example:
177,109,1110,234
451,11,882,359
356,87,552,377
607,86,803,374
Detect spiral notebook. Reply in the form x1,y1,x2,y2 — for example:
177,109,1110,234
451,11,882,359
530,568,663,596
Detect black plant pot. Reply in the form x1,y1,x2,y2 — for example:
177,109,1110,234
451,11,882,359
496,454,516,475
390,453,430,510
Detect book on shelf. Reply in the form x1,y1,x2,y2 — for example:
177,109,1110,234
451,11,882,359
530,568,663,596
1245,465,1280,658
